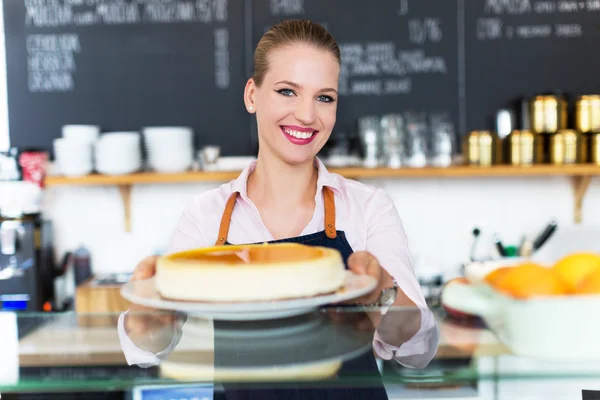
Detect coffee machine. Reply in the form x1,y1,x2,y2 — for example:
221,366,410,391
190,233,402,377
0,212,56,311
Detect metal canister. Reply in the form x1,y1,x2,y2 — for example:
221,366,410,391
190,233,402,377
590,132,600,165
465,130,499,166
551,129,586,164
506,130,539,165
530,95,568,134
575,95,600,133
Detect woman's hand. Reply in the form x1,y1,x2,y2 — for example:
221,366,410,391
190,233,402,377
347,251,393,305
132,255,159,281
347,251,422,347
124,303,185,354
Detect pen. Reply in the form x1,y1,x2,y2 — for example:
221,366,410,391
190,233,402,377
494,234,507,257
533,219,558,251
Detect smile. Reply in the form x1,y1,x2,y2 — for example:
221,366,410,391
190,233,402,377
280,125,319,145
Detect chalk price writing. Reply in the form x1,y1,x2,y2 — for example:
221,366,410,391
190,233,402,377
398,0,408,15
408,18,443,44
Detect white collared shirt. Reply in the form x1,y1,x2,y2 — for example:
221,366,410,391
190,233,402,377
167,158,439,368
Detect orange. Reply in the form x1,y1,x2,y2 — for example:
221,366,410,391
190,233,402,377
576,268,600,295
484,266,513,286
491,262,567,299
553,252,600,293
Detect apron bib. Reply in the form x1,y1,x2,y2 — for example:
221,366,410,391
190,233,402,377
213,187,389,400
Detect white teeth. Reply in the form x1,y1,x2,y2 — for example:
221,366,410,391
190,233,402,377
283,127,314,139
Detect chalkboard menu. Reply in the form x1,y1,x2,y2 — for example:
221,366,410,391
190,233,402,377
4,0,600,156
4,0,251,155
464,0,600,130
253,0,461,137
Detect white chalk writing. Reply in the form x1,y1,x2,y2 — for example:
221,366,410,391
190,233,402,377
270,0,304,15
27,34,80,93
24,0,228,27
338,41,447,96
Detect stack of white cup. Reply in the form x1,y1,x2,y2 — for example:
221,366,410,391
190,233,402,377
54,125,99,176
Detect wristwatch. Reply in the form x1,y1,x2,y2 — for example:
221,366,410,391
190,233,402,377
375,280,398,313
378,284,398,306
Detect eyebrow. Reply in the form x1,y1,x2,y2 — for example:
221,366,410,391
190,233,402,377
275,80,338,95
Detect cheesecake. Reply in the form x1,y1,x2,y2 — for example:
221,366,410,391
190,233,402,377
155,243,346,302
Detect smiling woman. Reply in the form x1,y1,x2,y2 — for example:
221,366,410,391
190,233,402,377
129,19,439,400
244,20,341,167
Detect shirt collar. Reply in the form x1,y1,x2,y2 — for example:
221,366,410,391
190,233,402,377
230,157,343,200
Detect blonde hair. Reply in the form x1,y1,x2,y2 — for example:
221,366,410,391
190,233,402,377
252,19,341,87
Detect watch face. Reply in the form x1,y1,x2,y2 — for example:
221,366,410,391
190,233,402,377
380,288,397,306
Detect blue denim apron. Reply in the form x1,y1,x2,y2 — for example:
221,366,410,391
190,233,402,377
213,187,389,400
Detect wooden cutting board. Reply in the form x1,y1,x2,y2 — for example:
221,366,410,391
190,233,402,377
75,279,131,327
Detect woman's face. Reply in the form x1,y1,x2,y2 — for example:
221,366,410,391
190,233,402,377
245,44,340,166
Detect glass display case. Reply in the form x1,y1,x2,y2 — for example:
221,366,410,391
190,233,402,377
1,306,600,399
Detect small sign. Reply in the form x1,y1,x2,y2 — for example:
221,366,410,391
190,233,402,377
583,390,600,400
132,383,213,400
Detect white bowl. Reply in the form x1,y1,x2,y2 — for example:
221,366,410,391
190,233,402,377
149,159,192,173
143,126,193,139
442,281,600,360
98,132,140,145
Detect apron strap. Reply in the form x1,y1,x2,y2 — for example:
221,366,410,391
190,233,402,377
215,192,239,246
215,187,338,245
323,186,337,239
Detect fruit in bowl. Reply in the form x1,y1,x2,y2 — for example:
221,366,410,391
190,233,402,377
441,251,600,359
482,252,600,298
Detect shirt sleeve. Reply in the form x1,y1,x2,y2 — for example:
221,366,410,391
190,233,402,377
364,188,440,368
117,311,184,368
167,198,208,253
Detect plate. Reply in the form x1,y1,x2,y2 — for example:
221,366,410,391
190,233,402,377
120,273,377,321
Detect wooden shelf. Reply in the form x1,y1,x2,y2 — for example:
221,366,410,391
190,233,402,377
43,164,600,232
44,164,600,186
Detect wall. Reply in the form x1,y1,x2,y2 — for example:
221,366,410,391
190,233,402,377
44,175,600,279
0,0,10,152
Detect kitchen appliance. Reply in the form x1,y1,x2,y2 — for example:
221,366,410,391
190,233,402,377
550,129,587,164
0,148,21,181
0,212,59,312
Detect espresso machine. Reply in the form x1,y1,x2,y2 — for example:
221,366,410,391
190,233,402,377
0,212,57,312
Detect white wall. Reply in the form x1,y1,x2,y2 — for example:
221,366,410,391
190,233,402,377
44,175,600,278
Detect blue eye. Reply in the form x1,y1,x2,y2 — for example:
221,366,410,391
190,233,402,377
276,88,295,96
317,95,335,103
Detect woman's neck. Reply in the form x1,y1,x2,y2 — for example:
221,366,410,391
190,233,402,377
247,150,318,209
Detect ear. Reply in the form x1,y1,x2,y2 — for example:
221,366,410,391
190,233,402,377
244,78,256,114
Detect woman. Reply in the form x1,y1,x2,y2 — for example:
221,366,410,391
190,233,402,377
130,19,438,398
